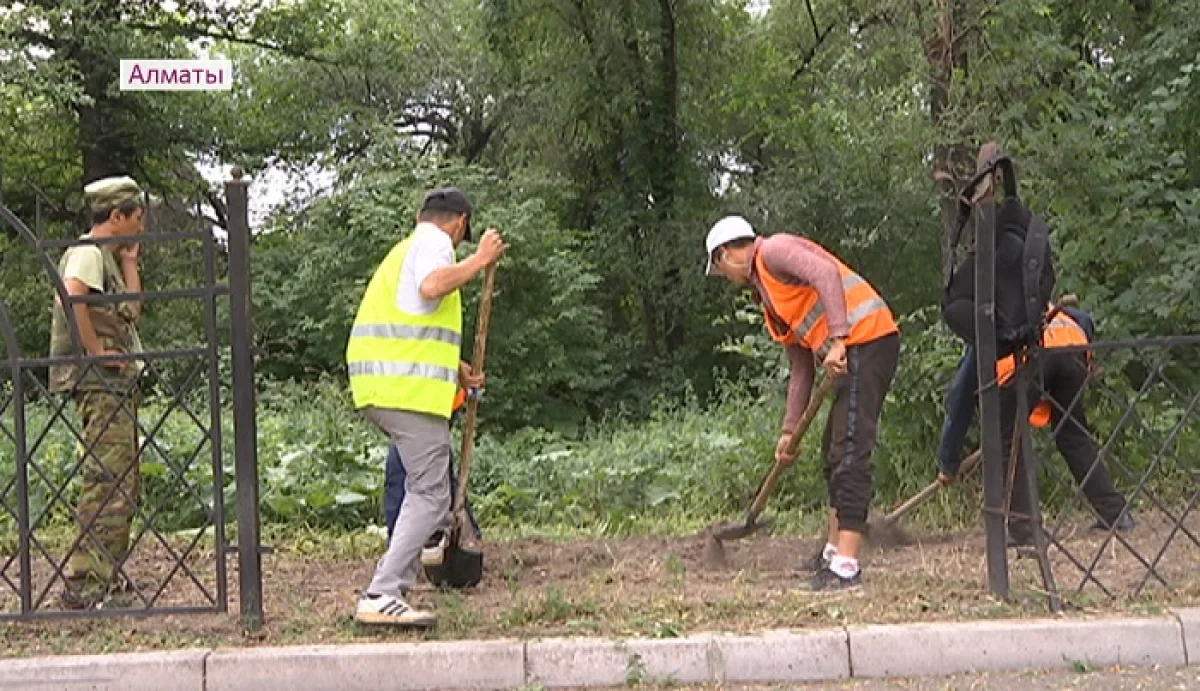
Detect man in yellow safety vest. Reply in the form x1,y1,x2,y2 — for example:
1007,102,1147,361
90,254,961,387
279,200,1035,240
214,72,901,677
346,187,505,627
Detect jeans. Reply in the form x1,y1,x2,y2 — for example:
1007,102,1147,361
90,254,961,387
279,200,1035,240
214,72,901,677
938,346,978,476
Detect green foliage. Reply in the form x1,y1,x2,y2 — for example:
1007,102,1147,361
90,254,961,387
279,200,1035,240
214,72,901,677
873,309,966,501
3,344,1196,542
942,0,1200,337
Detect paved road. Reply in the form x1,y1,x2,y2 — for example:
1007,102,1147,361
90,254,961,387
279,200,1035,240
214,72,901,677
633,664,1200,690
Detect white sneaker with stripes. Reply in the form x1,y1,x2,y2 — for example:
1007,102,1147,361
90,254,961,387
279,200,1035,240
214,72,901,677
355,592,437,627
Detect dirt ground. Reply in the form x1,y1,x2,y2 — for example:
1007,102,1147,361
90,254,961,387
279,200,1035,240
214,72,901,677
2,511,1198,658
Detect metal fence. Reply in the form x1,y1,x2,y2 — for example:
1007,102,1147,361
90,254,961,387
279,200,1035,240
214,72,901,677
969,181,1199,609
0,169,263,628
999,336,1200,606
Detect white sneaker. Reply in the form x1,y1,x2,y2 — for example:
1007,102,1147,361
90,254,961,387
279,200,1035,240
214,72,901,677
355,593,437,627
420,531,448,566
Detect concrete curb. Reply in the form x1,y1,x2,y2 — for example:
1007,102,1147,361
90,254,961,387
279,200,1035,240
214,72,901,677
0,649,207,691
848,616,1186,679
1,611,1196,690
205,639,525,691
711,629,850,683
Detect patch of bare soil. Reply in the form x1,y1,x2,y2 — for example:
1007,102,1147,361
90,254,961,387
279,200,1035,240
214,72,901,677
2,511,1197,658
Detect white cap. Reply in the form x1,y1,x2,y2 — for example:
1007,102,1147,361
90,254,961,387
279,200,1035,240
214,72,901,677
705,215,757,275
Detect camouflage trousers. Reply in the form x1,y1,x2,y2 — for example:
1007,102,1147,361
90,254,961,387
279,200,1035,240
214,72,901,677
65,388,141,591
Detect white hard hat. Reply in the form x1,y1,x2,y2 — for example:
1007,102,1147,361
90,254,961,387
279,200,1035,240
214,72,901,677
705,215,757,275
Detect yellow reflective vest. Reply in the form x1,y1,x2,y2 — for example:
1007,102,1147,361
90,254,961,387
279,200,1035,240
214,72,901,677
346,233,462,418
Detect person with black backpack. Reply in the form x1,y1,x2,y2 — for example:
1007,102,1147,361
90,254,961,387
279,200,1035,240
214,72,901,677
940,142,1056,356
939,143,1132,547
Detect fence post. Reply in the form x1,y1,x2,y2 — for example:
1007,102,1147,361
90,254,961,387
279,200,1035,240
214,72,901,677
0,299,31,615
973,199,1010,598
225,167,264,630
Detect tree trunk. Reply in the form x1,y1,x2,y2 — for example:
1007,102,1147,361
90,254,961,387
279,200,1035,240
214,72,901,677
655,0,685,355
68,2,141,185
920,0,974,281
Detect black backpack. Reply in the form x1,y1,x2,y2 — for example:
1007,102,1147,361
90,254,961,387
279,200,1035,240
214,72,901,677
941,155,1056,357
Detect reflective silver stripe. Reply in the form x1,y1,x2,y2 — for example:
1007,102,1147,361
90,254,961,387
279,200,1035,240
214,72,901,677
815,297,888,359
350,323,462,347
794,306,825,340
791,275,869,338
347,361,458,384
846,297,888,327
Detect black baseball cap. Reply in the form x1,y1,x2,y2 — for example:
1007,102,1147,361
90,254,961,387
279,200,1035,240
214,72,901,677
421,187,473,241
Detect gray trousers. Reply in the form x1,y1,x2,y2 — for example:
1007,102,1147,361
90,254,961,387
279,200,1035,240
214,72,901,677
362,406,452,597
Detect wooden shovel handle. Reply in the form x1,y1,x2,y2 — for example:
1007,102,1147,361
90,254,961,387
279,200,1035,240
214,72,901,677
883,449,983,524
453,264,497,518
747,374,839,519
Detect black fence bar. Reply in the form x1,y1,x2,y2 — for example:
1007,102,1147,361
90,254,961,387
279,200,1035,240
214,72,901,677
201,199,230,613
0,204,87,351
226,168,264,631
66,286,230,305
17,348,210,369
1001,330,1200,606
0,299,32,615
1,165,247,622
37,230,213,249
1027,335,1200,355
1016,361,1062,610
0,604,224,623
972,199,1010,598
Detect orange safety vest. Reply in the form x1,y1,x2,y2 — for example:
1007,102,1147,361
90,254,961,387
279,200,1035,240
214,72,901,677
997,309,1089,426
754,249,898,358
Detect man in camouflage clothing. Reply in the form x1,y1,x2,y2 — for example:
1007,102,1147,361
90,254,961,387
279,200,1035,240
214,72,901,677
48,176,147,609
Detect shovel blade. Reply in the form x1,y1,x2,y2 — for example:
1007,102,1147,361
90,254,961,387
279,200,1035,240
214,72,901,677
709,515,773,542
424,543,484,589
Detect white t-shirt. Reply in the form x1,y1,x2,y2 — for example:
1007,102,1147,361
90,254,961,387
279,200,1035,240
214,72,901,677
397,222,455,315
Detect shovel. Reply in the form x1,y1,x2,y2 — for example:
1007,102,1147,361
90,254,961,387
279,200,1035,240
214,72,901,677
425,264,497,589
866,449,982,548
703,373,839,567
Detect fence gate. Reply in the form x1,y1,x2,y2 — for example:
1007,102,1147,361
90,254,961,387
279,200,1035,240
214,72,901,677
0,168,263,628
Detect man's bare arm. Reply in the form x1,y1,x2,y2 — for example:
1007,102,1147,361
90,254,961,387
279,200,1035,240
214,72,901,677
419,229,506,300
420,254,489,301
120,245,143,320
